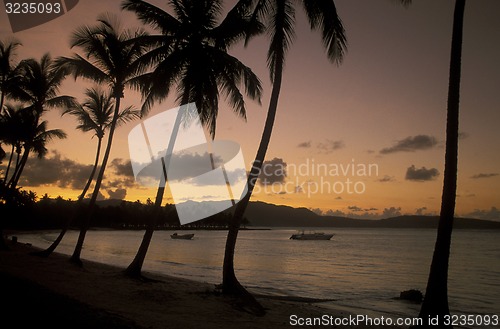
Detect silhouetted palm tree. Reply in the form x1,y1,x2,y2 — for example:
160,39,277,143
222,0,347,299
36,87,139,257
0,38,21,113
0,104,23,185
417,0,466,326
6,108,67,189
121,0,262,278
0,39,20,175
6,53,75,190
57,14,148,265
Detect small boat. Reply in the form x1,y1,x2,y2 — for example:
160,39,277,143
170,233,195,240
290,231,334,240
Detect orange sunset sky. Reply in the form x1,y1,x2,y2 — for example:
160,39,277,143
1,0,499,220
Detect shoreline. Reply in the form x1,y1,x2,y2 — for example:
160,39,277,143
0,238,399,329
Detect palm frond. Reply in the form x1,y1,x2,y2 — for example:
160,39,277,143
116,105,140,127
267,0,295,81
302,0,347,64
122,0,181,34
56,55,109,84
46,96,79,111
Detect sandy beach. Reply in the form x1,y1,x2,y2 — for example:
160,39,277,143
0,237,396,329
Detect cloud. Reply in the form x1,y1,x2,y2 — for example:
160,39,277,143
348,205,363,212
470,173,498,179
415,207,427,215
18,151,93,189
382,207,402,218
105,158,141,189
405,165,439,182
259,157,287,185
317,140,345,153
297,141,312,148
316,206,392,219
110,158,135,177
107,188,127,200
377,175,396,183
465,207,500,221
380,135,438,154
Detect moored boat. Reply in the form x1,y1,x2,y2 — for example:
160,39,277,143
170,233,195,240
290,231,334,240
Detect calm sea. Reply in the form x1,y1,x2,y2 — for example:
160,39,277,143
17,228,500,328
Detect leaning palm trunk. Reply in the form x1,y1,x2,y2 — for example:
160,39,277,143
8,146,30,190
2,144,15,184
70,97,122,265
125,101,189,278
222,49,284,316
35,136,103,258
417,0,465,326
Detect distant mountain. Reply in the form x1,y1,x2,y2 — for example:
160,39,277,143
244,201,500,229
92,199,500,229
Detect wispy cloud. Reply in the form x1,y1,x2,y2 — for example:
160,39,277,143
297,141,312,148
380,135,438,154
471,173,498,179
377,175,396,183
317,140,345,153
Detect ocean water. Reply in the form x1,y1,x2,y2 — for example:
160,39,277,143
17,228,500,328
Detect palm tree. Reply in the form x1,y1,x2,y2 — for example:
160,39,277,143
121,0,263,278
66,87,139,201
35,87,139,257
57,14,148,265
222,0,413,300
0,104,21,185
6,108,67,189
0,38,21,113
221,0,347,298
417,0,466,326
6,53,75,190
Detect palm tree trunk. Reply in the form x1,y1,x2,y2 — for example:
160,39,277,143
418,0,465,326
70,97,122,265
9,147,29,190
125,101,188,278
35,137,103,258
0,90,5,113
221,47,284,317
2,144,15,185
78,137,103,201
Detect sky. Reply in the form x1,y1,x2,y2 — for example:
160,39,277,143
1,0,499,220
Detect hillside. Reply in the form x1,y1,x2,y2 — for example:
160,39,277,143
244,201,500,229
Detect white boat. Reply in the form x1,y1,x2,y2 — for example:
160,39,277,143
290,231,334,240
170,233,195,240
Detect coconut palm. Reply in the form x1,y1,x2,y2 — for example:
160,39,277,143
0,104,25,185
6,108,67,189
121,0,263,278
221,0,413,300
35,87,139,257
221,0,347,298
417,0,466,325
6,53,76,190
0,38,21,113
57,14,148,265
66,87,139,201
